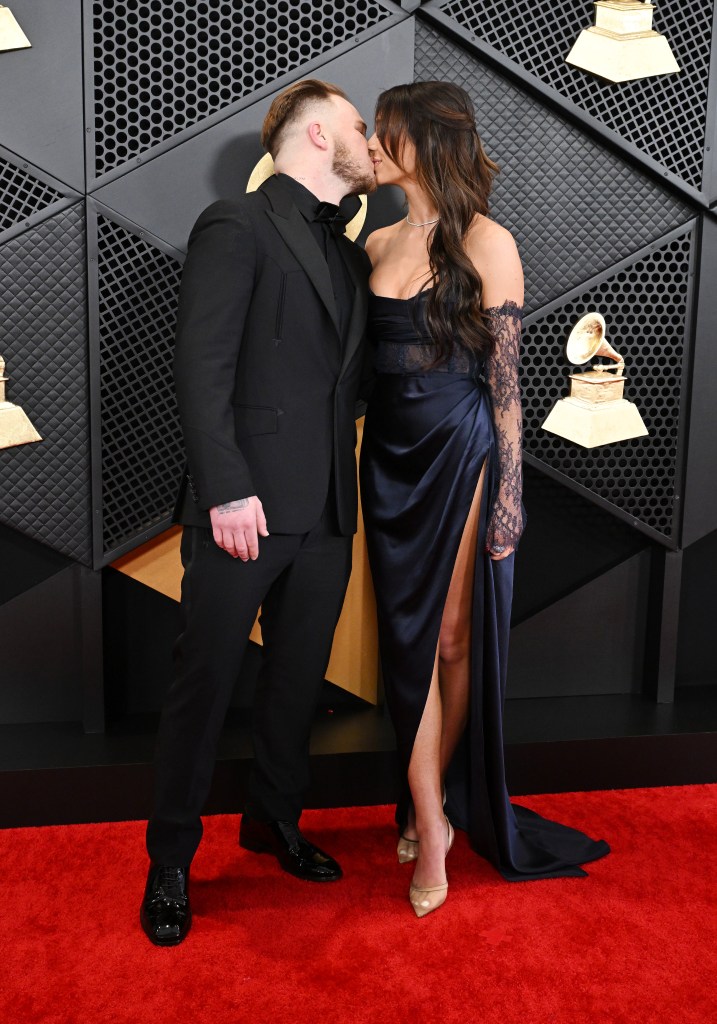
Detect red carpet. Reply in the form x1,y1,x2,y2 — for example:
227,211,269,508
1,786,715,1024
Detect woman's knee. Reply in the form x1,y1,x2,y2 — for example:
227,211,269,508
438,625,470,666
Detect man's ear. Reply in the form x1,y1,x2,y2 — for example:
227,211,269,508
307,121,329,150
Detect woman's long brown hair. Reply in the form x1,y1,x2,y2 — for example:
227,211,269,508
375,81,499,361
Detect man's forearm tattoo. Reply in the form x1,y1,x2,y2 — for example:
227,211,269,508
217,498,250,513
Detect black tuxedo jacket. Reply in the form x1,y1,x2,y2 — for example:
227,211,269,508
172,174,371,536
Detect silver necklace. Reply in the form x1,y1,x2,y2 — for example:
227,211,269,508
406,213,439,227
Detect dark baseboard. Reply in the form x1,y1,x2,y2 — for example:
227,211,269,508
2,688,717,828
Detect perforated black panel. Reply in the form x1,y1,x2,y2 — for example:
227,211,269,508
0,157,64,237
513,464,647,626
97,215,184,558
0,205,92,564
522,225,695,540
90,0,396,177
414,23,695,314
433,0,714,191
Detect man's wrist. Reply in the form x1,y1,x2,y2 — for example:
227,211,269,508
216,497,251,513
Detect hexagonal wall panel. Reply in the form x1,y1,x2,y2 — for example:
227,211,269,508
427,0,714,193
521,223,696,543
0,204,91,564
414,22,695,315
92,207,184,561
89,0,401,179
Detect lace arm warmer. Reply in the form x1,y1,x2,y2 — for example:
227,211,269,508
484,300,525,553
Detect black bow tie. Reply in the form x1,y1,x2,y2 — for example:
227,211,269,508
313,202,349,236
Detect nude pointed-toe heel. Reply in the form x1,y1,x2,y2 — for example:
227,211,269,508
397,835,419,863
408,818,454,918
409,880,448,918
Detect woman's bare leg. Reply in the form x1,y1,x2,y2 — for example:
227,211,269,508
439,461,486,776
406,650,448,887
406,461,486,889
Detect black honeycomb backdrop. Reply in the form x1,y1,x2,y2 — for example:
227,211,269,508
97,215,184,557
414,23,695,314
522,226,695,541
0,157,64,237
435,0,714,191
91,0,395,177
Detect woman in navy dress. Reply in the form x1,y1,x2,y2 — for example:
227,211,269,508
360,82,609,917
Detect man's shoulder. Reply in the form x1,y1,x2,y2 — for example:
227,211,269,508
194,191,268,224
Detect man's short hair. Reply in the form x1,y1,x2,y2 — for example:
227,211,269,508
261,79,347,158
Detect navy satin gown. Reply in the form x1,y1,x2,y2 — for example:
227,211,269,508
360,291,609,880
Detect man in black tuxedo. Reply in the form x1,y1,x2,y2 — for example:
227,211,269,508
140,80,376,945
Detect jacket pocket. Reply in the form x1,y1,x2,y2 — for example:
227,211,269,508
233,404,278,440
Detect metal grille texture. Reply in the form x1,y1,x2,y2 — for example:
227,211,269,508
90,0,395,177
0,157,65,239
433,0,714,191
97,215,184,557
0,205,92,564
513,464,647,625
414,23,695,315
521,225,695,541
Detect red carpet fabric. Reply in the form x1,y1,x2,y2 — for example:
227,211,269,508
1,786,715,1024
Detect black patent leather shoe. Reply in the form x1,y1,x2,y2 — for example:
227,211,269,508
140,863,192,946
239,815,342,882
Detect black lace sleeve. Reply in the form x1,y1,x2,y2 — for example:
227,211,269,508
484,300,524,553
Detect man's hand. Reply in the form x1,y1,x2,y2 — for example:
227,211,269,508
209,497,269,560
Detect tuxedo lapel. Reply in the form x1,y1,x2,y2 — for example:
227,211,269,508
337,236,368,381
261,177,341,337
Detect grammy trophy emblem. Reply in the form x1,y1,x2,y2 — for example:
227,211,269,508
0,5,31,52
566,1,679,83
0,355,42,450
541,312,648,448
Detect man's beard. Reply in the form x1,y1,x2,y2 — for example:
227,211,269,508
332,141,376,196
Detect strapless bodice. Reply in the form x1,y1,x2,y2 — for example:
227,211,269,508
368,290,483,376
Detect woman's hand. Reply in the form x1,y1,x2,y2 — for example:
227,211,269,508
487,543,515,561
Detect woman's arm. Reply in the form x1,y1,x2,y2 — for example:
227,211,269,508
467,223,525,559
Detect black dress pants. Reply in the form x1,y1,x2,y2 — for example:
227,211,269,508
146,501,352,866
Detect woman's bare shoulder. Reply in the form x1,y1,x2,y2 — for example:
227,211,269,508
365,219,403,262
466,215,519,260
466,215,523,307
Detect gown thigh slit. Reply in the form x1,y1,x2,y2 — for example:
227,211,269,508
436,460,487,777
361,289,609,881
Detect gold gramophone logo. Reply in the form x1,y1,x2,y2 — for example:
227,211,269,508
542,312,649,448
0,354,42,449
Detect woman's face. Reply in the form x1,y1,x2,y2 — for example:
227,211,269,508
367,128,416,187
